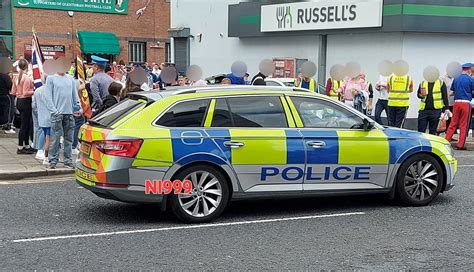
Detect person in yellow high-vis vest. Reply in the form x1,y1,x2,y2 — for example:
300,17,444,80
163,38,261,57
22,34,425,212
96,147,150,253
387,75,414,127
295,75,316,92
325,78,342,101
417,79,449,135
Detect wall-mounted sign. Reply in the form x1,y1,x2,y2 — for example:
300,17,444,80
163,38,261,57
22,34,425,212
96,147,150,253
24,44,66,61
261,0,383,32
14,0,128,15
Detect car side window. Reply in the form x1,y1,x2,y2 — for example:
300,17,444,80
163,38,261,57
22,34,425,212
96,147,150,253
229,96,287,128
212,99,232,127
291,96,364,129
155,99,210,127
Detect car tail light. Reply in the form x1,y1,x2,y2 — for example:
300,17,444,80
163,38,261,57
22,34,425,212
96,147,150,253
93,139,143,158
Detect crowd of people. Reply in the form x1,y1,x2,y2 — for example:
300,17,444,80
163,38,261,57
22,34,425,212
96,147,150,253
0,55,167,168
1,57,473,168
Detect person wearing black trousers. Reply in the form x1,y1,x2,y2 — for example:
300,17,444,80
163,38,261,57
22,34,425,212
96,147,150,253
10,59,35,154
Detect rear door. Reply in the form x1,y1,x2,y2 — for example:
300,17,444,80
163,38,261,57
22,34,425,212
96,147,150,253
287,95,390,191
206,95,306,193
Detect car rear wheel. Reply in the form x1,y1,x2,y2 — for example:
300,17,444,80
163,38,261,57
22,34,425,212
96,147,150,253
170,165,229,223
396,154,443,206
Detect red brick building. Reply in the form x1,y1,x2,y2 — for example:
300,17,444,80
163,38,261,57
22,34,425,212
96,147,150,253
3,0,170,64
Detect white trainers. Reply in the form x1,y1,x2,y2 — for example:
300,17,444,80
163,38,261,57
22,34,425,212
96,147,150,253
35,150,45,160
5,128,16,134
43,158,49,165
72,148,79,155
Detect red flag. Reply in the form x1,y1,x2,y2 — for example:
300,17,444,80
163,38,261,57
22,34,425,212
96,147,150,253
75,32,92,119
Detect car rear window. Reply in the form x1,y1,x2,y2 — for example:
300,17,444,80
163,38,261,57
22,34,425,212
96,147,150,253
91,99,145,127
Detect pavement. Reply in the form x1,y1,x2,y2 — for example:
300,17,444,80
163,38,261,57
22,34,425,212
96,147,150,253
0,150,473,270
0,133,75,180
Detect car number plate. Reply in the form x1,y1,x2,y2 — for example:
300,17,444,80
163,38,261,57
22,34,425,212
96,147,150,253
76,169,95,181
80,143,91,155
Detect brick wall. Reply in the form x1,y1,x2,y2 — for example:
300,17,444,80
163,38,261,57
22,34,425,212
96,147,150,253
13,0,170,63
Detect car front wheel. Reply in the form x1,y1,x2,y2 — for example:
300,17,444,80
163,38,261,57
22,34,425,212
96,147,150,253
170,165,229,223
396,154,443,206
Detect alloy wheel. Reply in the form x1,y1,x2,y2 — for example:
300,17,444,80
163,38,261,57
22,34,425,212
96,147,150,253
404,160,439,201
178,171,223,217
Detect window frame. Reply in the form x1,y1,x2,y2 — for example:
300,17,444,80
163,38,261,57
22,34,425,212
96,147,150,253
207,95,292,129
128,41,147,64
153,98,212,128
286,94,380,131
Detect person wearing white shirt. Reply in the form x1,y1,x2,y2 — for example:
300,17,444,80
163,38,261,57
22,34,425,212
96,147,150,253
374,75,390,125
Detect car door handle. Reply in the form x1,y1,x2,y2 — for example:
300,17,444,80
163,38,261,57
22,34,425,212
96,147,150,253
224,141,245,149
307,141,326,148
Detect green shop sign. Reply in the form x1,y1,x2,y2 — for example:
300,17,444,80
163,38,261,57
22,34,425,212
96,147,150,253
14,0,128,15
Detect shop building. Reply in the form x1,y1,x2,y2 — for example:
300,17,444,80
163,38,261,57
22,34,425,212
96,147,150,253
170,0,474,123
1,0,170,64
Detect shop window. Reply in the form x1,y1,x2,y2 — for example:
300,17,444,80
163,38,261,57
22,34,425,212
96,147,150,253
128,41,147,64
0,0,13,31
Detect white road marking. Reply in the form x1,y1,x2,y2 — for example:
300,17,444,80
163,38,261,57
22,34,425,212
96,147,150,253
458,165,474,168
12,212,365,243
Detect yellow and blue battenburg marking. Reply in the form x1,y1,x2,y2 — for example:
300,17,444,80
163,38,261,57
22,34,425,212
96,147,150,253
164,127,450,168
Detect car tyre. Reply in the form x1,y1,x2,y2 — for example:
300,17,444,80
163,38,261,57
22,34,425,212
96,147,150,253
396,154,443,206
170,164,229,223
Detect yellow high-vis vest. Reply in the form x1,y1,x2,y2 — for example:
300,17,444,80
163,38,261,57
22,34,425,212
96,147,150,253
296,78,316,91
419,80,444,111
329,79,341,100
388,75,411,107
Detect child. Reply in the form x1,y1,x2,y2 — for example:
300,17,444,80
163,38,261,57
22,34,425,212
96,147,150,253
98,81,122,113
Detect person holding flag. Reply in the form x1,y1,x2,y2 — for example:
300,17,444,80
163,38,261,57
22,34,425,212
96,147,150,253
30,29,47,160
72,34,92,153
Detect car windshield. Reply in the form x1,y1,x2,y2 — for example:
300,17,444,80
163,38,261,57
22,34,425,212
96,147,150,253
91,99,145,128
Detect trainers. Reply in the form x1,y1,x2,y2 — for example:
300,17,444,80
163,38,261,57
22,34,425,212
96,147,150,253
25,147,37,153
43,158,49,165
35,150,45,160
17,148,34,155
64,163,75,169
5,129,16,134
72,148,79,155
49,164,57,169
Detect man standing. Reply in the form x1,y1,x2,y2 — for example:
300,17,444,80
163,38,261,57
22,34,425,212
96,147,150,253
387,71,413,128
89,55,113,114
374,75,390,125
417,78,449,135
445,63,474,150
44,71,82,169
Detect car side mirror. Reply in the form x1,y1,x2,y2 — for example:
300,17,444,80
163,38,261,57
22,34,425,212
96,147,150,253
363,118,375,130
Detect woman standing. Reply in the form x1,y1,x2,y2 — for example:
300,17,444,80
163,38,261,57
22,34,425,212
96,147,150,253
11,59,35,154
338,73,369,112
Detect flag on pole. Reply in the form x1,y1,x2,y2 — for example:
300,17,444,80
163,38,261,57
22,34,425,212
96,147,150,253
31,29,44,90
75,32,92,119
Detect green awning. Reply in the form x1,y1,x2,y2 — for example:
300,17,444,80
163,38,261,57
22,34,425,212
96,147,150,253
78,31,120,55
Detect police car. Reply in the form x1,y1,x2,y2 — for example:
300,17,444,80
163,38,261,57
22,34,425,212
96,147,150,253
76,86,457,223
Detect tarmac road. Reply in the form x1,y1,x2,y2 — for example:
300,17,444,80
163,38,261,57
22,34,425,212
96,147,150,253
1,151,473,270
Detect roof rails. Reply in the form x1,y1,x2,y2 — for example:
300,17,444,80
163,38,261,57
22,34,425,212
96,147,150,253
171,85,312,96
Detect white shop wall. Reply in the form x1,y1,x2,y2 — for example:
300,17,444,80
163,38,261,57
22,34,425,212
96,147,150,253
326,32,474,118
171,0,320,78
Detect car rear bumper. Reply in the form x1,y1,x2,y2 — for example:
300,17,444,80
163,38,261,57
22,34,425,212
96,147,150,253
76,179,164,203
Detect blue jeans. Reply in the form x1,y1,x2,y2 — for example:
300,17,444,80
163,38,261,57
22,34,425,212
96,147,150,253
49,114,74,166
73,115,85,149
32,107,45,150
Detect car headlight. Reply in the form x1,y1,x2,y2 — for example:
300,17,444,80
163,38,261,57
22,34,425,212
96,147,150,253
444,144,454,157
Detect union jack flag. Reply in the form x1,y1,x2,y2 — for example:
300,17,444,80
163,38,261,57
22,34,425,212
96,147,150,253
31,29,44,90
